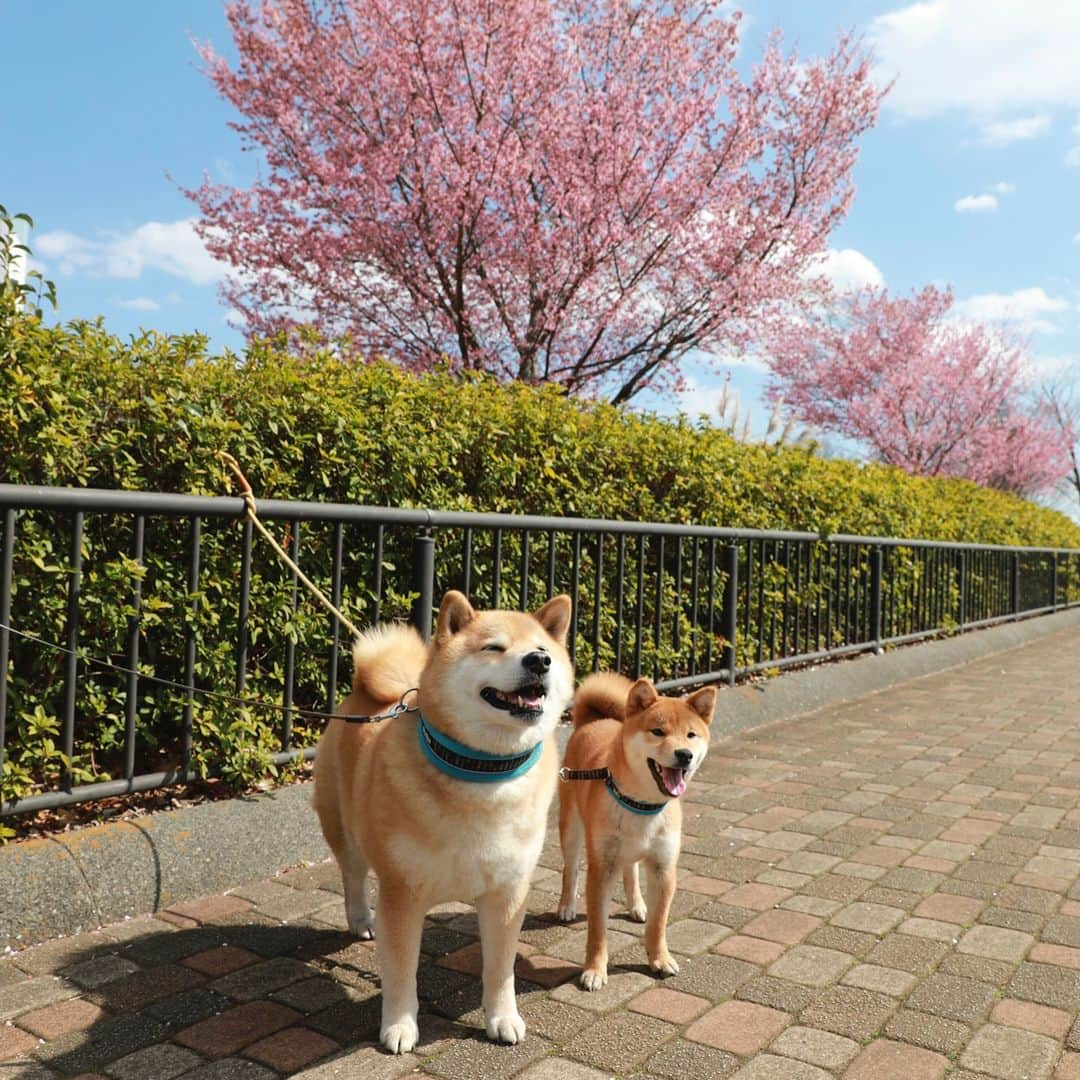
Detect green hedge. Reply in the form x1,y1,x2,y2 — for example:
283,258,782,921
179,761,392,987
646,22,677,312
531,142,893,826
1,314,1078,805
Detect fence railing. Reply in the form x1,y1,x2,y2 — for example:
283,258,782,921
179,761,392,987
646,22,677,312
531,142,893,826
1,482,1078,817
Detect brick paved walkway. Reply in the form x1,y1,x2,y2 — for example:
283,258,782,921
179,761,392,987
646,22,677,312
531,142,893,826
3,625,1080,1080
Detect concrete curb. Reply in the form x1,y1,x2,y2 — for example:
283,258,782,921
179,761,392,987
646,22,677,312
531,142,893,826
3,607,1079,950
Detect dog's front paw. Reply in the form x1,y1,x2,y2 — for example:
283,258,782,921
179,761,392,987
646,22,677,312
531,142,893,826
485,1010,527,1044
580,967,608,991
380,1017,419,1055
347,914,375,940
649,952,680,977
628,901,647,923
557,901,577,923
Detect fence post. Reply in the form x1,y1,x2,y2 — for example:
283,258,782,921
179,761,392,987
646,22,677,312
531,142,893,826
410,529,436,641
1011,552,1020,619
870,545,883,653
720,544,738,686
1052,552,1059,611
956,550,967,630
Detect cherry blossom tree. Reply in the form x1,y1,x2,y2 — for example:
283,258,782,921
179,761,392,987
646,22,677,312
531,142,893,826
190,0,883,403
1042,375,1080,510
764,285,1073,495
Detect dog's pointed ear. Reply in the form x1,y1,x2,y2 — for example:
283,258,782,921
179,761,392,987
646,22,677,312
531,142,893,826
627,678,659,715
533,594,572,645
686,686,717,724
436,591,476,643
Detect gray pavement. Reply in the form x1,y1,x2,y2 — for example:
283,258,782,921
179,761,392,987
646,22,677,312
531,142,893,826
2,621,1080,1077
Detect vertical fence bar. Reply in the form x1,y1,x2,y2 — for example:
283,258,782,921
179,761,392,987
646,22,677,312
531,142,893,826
720,544,738,685
613,534,626,670
519,531,530,611
870,545,883,652
281,521,301,751
546,530,556,599
492,529,503,609
61,512,84,792
741,539,751,660
326,522,344,711
235,518,252,695
0,509,15,785
411,529,436,641
570,533,582,667
1052,551,1059,611
123,515,145,780
672,538,683,672
461,527,473,600
591,534,604,671
181,515,201,777
1011,551,1020,619
372,524,385,624
690,538,700,674
634,534,646,678
956,549,966,629
653,536,665,681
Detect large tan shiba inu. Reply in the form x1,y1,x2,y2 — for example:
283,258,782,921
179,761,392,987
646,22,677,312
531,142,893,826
557,672,715,990
313,591,573,1054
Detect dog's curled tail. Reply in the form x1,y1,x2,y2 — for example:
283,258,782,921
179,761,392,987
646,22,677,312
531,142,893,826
572,672,634,728
350,623,428,704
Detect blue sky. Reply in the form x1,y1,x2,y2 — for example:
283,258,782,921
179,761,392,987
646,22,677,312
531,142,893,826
4,1,1079,510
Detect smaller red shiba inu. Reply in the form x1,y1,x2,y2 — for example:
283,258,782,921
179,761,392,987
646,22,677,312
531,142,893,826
557,672,715,989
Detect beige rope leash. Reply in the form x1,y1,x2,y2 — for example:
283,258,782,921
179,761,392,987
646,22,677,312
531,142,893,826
217,452,363,641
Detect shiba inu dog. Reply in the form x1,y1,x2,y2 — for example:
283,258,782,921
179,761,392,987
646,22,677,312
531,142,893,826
312,590,573,1054
557,672,715,990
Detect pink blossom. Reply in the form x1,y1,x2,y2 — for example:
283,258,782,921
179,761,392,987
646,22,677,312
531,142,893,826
189,0,882,402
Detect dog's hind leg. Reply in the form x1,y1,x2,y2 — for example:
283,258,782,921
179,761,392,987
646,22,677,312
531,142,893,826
644,857,679,977
581,857,616,991
342,844,374,940
557,800,585,922
623,861,647,923
477,886,529,1044
375,877,427,1054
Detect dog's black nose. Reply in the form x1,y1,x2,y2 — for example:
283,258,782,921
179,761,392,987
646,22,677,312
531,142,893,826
522,651,551,675
674,748,693,767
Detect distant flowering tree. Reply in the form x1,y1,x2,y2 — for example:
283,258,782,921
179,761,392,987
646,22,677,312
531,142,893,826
190,0,883,403
764,285,1073,495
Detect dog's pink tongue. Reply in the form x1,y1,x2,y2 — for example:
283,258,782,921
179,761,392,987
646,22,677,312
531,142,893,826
520,693,544,710
661,766,687,797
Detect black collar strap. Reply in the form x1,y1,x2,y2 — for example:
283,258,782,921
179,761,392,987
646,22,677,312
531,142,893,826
559,765,666,815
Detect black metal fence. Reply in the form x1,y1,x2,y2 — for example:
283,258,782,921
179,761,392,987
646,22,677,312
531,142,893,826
1,482,1078,817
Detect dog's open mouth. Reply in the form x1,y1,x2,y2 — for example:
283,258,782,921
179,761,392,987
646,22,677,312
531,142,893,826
481,684,546,718
648,758,689,798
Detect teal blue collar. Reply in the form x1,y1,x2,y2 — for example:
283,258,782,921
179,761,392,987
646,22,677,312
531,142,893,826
417,714,543,783
605,774,666,815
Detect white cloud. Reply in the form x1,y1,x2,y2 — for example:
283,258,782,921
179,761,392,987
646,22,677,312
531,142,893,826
114,297,161,311
953,287,1071,335
979,115,1052,145
991,181,1015,194
954,194,998,213
812,248,886,293
872,1,1080,118
35,219,224,286
1066,146,1080,168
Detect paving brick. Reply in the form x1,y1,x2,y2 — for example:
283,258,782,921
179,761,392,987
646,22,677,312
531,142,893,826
766,946,851,988
840,963,916,996
883,1008,971,1055
1057,1051,1080,1080
713,936,785,966
913,893,984,923
174,1001,302,1058
516,1061,615,1080
740,911,822,945
86,965,204,1013
17,997,108,1039
735,976,814,1015
290,1045,420,1078
209,957,313,1002
1009,962,1080,1009
641,1038,741,1080
181,947,259,978
665,919,733,955
628,988,711,1024
844,1038,949,1080
550,971,653,1011
103,1042,204,1080
685,1000,789,1055
0,976,78,1022
907,973,997,1023
958,924,1035,962
242,1026,338,1072
728,1052,831,1078
35,1013,169,1074
866,933,949,975
830,902,905,935
563,1012,675,1073
0,1024,37,1062
960,1023,1060,1079
163,896,252,925
1031,943,1080,970
681,876,735,897
720,884,794,911
798,986,896,1041
769,1025,859,1070
898,917,958,942
518,998,595,1042
991,997,1071,1038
